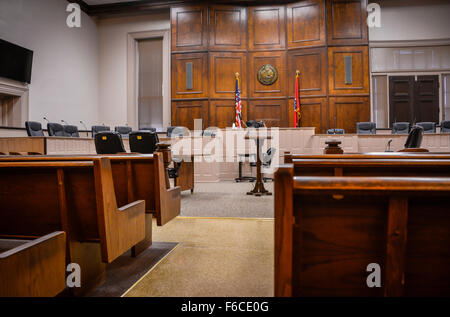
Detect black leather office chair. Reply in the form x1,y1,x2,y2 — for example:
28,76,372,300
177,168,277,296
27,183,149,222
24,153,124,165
356,122,376,134
441,121,450,133
326,129,345,134
92,125,110,138
94,131,126,154
25,121,44,137
140,127,157,133
246,120,265,128
392,122,410,134
115,126,132,139
47,123,67,137
249,147,277,182
129,131,159,154
167,126,186,137
416,122,436,134
404,125,424,149
202,128,218,137
63,125,80,137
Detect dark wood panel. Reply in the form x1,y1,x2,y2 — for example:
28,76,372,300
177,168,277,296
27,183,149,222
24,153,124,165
209,52,247,99
209,5,247,51
249,51,287,98
171,100,208,130
248,5,286,50
329,96,370,133
288,97,328,133
288,47,328,98
326,0,368,46
171,53,208,99
248,99,288,127
171,5,208,52
414,75,439,124
210,100,248,129
328,46,369,95
287,0,326,48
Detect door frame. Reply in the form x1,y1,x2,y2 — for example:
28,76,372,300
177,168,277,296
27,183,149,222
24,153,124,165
127,29,171,131
371,71,445,126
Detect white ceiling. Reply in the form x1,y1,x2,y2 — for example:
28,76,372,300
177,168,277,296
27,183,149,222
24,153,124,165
83,0,141,5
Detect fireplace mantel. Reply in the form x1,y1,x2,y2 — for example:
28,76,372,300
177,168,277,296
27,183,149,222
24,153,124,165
0,77,29,128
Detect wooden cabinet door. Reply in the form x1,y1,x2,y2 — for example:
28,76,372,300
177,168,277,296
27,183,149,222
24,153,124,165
414,75,439,124
389,76,414,127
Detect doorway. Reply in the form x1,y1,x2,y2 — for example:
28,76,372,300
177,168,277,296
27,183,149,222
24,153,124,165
137,38,163,131
389,75,439,127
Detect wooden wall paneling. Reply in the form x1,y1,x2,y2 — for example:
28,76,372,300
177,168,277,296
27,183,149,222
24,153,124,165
210,100,247,129
288,97,328,133
209,5,247,51
172,53,208,99
248,99,288,127
209,52,247,99
326,0,368,46
171,100,208,130
171,5,208,52
249,51,287,98
288,47,328,98
328,46,369,95
287,0,326,49
328,96,370,133
248,5,286,51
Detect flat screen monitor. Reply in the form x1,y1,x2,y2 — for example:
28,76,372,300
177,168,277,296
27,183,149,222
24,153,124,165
0,39,33,84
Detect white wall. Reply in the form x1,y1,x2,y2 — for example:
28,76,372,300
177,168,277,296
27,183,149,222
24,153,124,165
369,0,450,42
97,12,170,128
0,0,99,128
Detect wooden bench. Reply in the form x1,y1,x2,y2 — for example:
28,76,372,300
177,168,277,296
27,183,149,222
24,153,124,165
275,166,450,296
0,231,66,297
0,158,146,295
0,153,181,226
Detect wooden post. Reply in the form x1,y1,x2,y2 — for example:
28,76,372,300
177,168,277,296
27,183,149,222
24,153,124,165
384,197,408,296
156,142,172,189
274,165,294,297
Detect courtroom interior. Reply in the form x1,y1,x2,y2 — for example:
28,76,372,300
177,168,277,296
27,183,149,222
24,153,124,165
0,0,450,300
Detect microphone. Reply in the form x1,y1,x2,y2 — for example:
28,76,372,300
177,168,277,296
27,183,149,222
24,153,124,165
80,121,88,131
386,139,393,152
43,117,50,123
61,120,69,125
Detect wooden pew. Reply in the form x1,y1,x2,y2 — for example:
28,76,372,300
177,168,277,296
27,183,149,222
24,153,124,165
0,153,181,227
0,231,66,297
284,151,450,163
0,159,146,295
291,159,450,177
275,166,450,296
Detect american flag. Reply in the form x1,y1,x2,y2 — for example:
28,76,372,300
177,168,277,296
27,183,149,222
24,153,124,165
235,77,242,128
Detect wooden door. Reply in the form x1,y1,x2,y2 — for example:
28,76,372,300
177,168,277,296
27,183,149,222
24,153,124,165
389,75,439,127
414,75,439,123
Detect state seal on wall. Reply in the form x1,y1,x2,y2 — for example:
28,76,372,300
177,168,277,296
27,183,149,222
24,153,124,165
257,64,278,86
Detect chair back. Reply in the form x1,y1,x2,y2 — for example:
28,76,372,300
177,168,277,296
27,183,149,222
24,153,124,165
115,126,132,139
92,125,111,138
129,131,159,154
441,121,450,133
416,122,436,134
63,125,80,137
140,127,157,133
47,123,67,137
356,122,376,134
167,126,186,137
94,131,126,154
405,125,424,149
262,147,277,166
392,122,410,134
25,121,44,137
326,129,345,135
